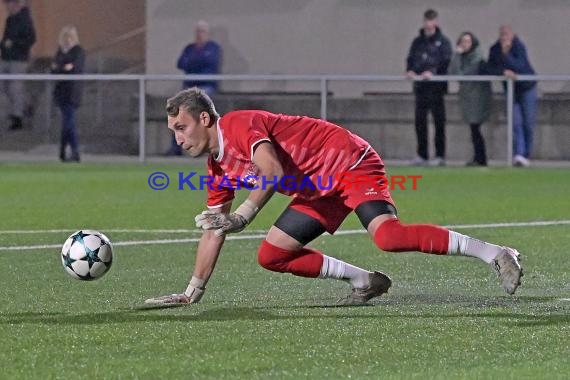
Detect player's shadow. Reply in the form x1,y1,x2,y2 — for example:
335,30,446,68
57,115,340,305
0,307,290,325
366,293,559,308
0,296,568,327
293,293,562,310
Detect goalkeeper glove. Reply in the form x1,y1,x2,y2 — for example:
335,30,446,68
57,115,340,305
144,276,206,305
195,200,259,237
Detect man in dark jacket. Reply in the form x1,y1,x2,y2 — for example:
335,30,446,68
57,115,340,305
487,25,537,167
0,0,36,130
406,9,452,166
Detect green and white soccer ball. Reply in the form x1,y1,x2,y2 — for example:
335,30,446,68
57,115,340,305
61,230,114,280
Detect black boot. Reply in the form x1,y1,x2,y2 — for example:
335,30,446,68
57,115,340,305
70,152,80,162
9,116,23,130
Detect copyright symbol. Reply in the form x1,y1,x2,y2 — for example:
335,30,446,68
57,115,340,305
148,172,169,190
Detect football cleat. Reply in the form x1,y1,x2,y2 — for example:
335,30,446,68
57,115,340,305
491,247,523,295
337,271,392,306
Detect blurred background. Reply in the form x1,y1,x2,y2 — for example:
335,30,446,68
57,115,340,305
0,0,568,162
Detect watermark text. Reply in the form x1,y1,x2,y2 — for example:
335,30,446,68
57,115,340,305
148,172,422,191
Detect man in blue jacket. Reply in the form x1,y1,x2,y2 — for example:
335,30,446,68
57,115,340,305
487,25,537,167
405,9,452,167
177,20,221,94
1,0,36,131
166,20,222,156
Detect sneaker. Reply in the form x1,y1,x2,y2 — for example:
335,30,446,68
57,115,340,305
62,154,81,163
429,157,446,167
490,247,523,295
337,271,392,305
513,155,530,167
466,160,487,167
70,153,80,163
8,116,22,130
410,156,427,166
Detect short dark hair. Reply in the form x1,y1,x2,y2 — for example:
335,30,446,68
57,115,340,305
424,9,438,20
166,87,219,122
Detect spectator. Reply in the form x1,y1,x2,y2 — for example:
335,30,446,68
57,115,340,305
166,20,222,156
51,25,85,162
406,9,452,166
449,32,492,166
0,0,35,130
487,25,537,167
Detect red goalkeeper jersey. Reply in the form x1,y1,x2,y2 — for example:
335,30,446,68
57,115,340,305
206,110,371,208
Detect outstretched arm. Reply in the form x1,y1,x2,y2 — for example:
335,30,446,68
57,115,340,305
192,203,231,280
144,202,231,305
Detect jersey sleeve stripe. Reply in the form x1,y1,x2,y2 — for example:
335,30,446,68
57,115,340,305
207,200,233,209
250,138,272,159
348,145,372,170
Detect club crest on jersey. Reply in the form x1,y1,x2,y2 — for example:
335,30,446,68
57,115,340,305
242,164,259,187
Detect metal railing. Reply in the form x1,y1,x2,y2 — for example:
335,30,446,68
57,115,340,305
0,73,567,164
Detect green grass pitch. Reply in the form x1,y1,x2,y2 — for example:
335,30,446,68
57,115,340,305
0,162,568,379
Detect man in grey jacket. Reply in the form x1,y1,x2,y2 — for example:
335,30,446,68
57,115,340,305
0,0,36,130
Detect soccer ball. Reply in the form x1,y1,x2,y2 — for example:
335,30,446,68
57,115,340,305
61,230,113,280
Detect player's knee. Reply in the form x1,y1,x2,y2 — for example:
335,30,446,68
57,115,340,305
257,240,291,273
374,219,408,252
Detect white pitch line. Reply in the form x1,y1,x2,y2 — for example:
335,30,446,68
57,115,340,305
0,220,569,252
0,234,270,251
0,229,268,234
1,220,569,235
446,220,570,229
334,220,570,235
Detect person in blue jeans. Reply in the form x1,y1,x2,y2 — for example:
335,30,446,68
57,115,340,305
487,25,537,167
166,20,221,156
51,25,85,162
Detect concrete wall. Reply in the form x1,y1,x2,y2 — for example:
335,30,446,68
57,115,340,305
140,94,570,161
146,0,570,96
